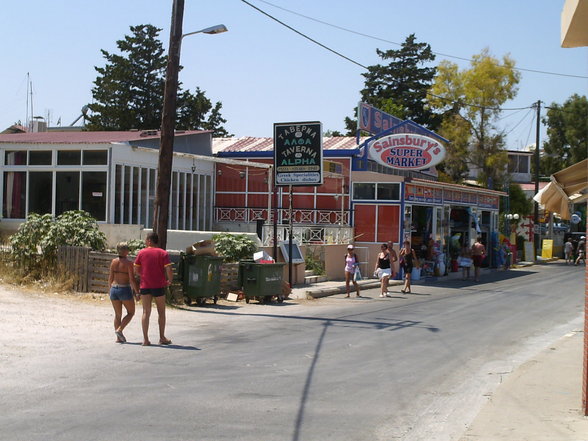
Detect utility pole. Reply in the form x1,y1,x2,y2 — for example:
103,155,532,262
533,100,541,258
153,0,184,249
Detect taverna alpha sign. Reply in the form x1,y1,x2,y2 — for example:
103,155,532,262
274,121,323,186
367,133,446,171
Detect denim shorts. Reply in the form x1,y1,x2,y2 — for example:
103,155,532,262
110,285,133,301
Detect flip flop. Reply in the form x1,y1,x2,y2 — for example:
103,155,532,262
115,330,126,343
159,338,172,345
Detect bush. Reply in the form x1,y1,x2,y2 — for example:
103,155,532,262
10,210,106,277
212,233,258,263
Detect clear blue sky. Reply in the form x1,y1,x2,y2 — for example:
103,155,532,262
1,0,586,149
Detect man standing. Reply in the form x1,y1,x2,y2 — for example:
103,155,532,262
575,236,586,265
134,232,173,346
471,237,486,282
564,237,574,265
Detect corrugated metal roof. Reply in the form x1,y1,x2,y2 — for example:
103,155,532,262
212,136,367,154
0,130,209,144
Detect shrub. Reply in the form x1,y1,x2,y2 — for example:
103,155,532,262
212,233,258,262
10,210,106,276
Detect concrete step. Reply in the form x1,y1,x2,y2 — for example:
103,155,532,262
304,274,328,284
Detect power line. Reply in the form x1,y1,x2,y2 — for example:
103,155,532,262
239,0,367,70
254,0,588,80
241,0,534,113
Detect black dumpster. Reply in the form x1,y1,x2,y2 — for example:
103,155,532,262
178,253,224,306
238,260,286,304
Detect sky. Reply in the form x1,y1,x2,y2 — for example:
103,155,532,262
1,0,586,150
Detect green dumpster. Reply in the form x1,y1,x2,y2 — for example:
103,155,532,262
179,253,224,306
238,260,286,304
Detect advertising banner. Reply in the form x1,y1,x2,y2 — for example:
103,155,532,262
358,102,403,135
367,133,446,171
274,122,323,186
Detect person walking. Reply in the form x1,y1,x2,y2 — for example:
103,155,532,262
399,240,418,294
108,242,140,343
459,243,472,280
344,245,360,298
564,237,574,265
374,243,392,297
134,232,173,346
575,236,586,265
471,236,486,282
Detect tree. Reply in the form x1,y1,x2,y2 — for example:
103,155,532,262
344,34,439,134
429,48,521,188
87,24,230,135
540,94,588,176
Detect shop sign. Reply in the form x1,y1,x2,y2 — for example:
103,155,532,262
358,102,403,135
368,133,446,171
274,122,323,186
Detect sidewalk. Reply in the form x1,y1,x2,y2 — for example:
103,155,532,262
290,261,588,440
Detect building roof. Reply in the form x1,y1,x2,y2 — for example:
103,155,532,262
0,130,209,145
411,178,507,196
213,136,367,155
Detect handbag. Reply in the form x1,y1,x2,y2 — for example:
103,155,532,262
353,266,362,282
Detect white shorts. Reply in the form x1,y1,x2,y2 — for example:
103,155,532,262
377,268,392,280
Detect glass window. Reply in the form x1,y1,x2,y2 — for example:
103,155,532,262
147,169,156,228
57,150,81,165
179,173,186,230
518,156,529,173
192,174,199,230
199,175,206,230
29,151,52,165
29,172,53,215
353,183,375,200
3,172,26,218
82,172,107,221
171,172,179,230
82,150,108,165
115,165,122,223
5,151,27,165
205,175,212,230
141,168,148,227
56,171,80,215
186,173,193,230
132,167,139,224
377,183,400,201
123,166,131,224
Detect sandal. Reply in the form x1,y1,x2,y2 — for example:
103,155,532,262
159,338,172,345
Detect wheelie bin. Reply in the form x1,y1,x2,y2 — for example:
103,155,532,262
238,260,286,304
178,253,224,306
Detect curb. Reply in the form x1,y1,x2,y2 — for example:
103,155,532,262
306,280,403,299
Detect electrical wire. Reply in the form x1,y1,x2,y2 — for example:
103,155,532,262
241,0,536,113
504,108,534,136
240,0,368,69
253,0,588,80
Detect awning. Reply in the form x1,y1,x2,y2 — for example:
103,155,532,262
533,159,588,219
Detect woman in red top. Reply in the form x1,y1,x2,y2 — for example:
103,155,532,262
134,232,173,346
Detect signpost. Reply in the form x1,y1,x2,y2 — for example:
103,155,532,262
274,122,323,287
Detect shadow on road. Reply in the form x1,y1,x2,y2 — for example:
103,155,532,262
420,269,537,288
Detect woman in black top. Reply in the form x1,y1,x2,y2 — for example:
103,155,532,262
399,240,418,293
374,243,392,297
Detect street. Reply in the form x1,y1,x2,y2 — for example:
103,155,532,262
0,262,584,441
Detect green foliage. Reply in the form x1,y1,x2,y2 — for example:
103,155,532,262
507,183,533,217
540,94,588,176
212,233,258,263
429,48,521,188
87,24,230,135
126,239,146,254
10,211,106,275
304,252,325,276
345,34,439,134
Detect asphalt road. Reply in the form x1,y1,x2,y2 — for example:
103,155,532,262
0,262,584,441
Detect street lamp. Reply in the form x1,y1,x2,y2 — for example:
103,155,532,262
153,0,227,249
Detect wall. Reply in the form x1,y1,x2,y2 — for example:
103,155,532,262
99,224,143,247
141,228,262,252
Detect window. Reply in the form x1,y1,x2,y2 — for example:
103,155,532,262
82,172,107,221
82,150,108,165
508,155,529,174
3,172,26,218
353,183,375,200
56,171,80,215
29,172,53,215
5,151,26,165
57,150,81,165
115,165,123,224
29,151,52,165
377,183,400,201
353,182,400,201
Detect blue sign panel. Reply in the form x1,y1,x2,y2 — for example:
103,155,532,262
358,102,403,135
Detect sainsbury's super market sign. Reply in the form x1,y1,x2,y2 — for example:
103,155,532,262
367,133,446,171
